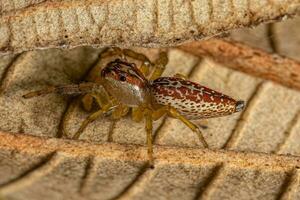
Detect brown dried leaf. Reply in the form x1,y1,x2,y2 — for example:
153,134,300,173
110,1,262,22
1,8,300,200
0,0,300,54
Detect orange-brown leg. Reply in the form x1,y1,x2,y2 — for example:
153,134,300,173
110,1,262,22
144,108,154,168
111,103,130,120
168,107,208,148
23,82,100,99
72,92,112,139
151,106,209,148
132,107,144,122
149,51,168,80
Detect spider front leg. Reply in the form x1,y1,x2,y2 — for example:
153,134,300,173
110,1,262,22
122,49,153,76
71,92,113,139
122,49,152,63
100,48,153,76
119,48,168,79
23,83,101,99
101,47,151,64
99,47,124,60
72,107,107,139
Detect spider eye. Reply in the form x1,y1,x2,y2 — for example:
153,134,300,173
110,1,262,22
120,75,126,82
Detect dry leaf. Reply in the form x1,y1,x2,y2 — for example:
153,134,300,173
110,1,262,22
0,0,300,54
1,1,300,200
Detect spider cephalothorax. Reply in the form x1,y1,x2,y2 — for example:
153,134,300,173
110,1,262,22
101,59,151,107
23,48,245,167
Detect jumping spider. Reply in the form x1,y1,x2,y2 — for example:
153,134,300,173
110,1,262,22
23,48,245,167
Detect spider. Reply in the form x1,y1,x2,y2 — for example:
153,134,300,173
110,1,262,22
23,48,245,167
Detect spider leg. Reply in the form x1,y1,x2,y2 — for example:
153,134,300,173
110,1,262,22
138,61,151,77
81,94,94,112
122,49,152,63
100,48,152,76
132,107,144,122
72,104,112,139
81,86,110,112
151,105,208,147
152,106,168,120
122,49,153,77
99,47,123,59
144,108,154,168
111,103,130,119
72,91,114,139
100,47,147,61
23,86,57,98
132,100,169,123
173,73,188,80
149,51,169,80
134,106,171,168
168,107,208,148
90,91,111,107
23,83,101,98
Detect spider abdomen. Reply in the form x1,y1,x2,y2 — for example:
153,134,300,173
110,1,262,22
151,77,242,120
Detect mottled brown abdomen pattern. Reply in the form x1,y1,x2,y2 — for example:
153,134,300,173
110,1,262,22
151,77,238,119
